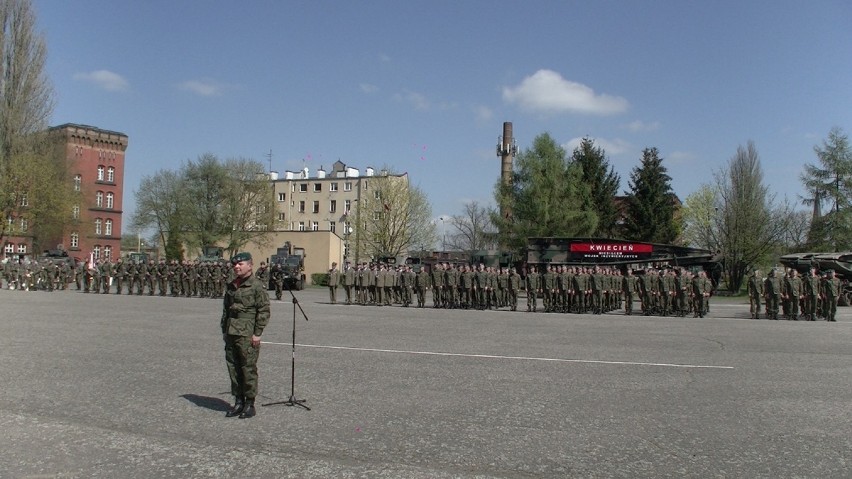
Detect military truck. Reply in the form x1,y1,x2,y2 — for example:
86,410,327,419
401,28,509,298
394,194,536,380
269,242,306,290
527,237,718,269
198,245,224,262
779,252,852,305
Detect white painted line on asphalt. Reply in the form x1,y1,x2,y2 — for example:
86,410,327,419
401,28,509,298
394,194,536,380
262,342,734,370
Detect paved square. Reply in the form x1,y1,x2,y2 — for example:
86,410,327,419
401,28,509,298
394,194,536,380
1,288,849,478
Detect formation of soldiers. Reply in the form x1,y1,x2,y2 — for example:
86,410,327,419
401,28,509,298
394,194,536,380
0,258,74,291
0,257,246,298
748,267,842,321
330,262,717,318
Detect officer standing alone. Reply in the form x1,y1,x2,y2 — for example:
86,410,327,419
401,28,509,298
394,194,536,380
222,252,270,419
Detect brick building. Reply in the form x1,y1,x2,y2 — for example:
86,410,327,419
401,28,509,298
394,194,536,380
2,124,128,262
54,123,128,261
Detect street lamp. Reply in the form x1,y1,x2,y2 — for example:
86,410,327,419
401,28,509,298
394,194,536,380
439,216,446,251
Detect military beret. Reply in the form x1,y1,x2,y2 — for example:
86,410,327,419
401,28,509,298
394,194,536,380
230,252,252,264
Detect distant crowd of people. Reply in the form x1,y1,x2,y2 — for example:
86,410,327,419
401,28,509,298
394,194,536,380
325,262,717,318
747,267,841,321
1,256,843,323
0,257,241,297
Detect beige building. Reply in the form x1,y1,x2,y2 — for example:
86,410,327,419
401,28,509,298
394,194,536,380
239,161,408,284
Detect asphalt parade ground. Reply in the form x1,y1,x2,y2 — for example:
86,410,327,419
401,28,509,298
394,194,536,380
1,288,850,478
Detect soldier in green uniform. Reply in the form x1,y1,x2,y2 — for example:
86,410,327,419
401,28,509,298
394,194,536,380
431,263,444,308
821,269,841,322
221,252,270,419
802,268,819,321
622,269,636,315
342,262,356,305
747,269,763,319
525,266,540,312
764,269,781,320
414,265,430,308
327,262,340,304
785,269,802,320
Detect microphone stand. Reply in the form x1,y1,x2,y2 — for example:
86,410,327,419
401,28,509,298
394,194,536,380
263,284,310,411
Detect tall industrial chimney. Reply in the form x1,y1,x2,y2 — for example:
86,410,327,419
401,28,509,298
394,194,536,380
496,122,517,221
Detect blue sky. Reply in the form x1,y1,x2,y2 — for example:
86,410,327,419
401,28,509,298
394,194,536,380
35,0,852,233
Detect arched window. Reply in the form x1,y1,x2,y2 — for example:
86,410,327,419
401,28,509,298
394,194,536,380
70,233,79,248
97,165,105,181
74,174,82,191
94,218,102,235
105,219,113,236
106,192,114,209
107,166,115,183
96,191,104,208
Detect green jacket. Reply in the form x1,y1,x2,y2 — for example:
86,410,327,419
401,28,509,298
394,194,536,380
221,274,270,337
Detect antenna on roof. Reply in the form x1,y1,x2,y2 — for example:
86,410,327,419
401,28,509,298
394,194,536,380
265,149,273,173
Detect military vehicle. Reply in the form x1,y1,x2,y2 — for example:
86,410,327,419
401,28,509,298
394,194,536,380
779,252,852,305
526,237,720,271
198,245,224,263
269,242,306,290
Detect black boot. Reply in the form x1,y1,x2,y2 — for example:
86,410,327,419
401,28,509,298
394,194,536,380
225,397,245,417
239,398,256,419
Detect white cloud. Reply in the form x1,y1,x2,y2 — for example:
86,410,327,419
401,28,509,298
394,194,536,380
73,70,129,91
564,136,632,156
359,83,379,94
178,79,226,97
502,69,628,115
626,120,660,132
379,53,391,63
667,150,697,164
394,90,430,110
474,105,493,123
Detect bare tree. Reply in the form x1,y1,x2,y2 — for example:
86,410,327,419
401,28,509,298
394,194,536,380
220,157,275,256
445,201,496,252
130,169,186,260
0,0,58,247
715,142,788,292
680,184,719,250
356,169,435,260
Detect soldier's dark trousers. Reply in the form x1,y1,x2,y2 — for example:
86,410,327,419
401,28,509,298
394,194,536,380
224,335,260,400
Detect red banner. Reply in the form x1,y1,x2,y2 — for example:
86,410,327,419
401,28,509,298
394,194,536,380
570,243,653,253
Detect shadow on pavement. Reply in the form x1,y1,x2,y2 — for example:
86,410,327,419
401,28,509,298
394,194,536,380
181,393,231,412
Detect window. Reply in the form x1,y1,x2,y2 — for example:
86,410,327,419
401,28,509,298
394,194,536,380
311,221,319,231
17,244,26,254
344,181,352,192
330,200,337,213
330,221,336,233
20,218,28,231
70,233,79,248
291,183,296,192
374,190,381,200
373,211,381,220
97,165,105,181
298,221,305,231
313,183,322,192
74,175,82,191
103,245,112,260
72,205,80,219
312,201,320,214
298,201,305,213
105,219,113,236
330,183,338,192
92,245,100,259
299,183,307,192
106,192,114,209
278,192,286,202
20,194,28,207
364,180,368,190
4,243,13,254
95,218,102,235
277,212,286,221
96,191,104,208
344,199,351,213
107,166,115,183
